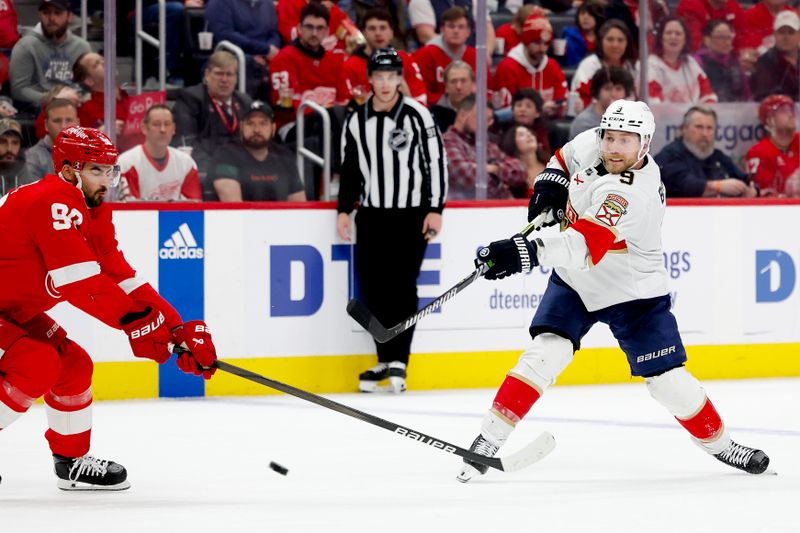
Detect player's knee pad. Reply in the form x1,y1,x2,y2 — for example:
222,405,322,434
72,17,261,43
0,337,62,403
51,339,94,394
645,366,706,418
510,333,574,392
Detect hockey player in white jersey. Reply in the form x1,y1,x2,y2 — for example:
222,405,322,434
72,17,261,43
457,100,770,482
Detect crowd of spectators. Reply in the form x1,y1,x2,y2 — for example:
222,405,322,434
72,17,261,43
0,0,798,200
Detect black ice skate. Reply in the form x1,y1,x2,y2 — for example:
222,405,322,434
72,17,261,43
54,454,130,491
714,441,770,474
358,362,389,392
456,435,499,483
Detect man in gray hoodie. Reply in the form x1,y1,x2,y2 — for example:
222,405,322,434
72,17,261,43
9,0,91,111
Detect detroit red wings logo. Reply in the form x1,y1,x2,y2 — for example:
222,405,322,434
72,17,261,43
595,194,628,227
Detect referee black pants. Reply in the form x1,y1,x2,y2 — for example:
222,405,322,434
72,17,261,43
354,207,429,366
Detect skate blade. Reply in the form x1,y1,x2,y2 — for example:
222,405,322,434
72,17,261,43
359,380,405,393
57,479,131,491
456,464,481,483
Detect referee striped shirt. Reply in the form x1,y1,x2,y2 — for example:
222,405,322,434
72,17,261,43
337,95,447,213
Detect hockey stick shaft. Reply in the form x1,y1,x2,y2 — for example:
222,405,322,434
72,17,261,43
214,360,520,471
347,213,547,343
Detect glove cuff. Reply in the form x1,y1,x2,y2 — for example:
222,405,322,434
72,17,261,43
512,234,534,272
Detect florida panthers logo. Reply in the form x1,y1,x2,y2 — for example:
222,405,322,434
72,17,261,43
595,194,629,227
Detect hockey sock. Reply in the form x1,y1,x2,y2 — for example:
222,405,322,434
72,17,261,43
481,375,543,446
675,397,729,453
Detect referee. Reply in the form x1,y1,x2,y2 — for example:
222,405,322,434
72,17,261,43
337,47,448,393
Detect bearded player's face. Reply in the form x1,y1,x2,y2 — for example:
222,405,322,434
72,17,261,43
80,162,116,207
600,130,642,174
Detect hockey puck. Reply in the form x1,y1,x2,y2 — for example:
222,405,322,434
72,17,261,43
269,461,289,476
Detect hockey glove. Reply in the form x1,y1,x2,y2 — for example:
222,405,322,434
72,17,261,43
172,321,217,380
475,234,539,280
120,307,172,363
528,169,569,226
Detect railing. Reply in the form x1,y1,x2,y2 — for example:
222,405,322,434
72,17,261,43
134,0,166,94
296,102,332,201
214,41,247,94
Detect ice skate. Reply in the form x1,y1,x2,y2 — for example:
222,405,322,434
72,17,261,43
358,363,389,392
54,454,130,491
387,361,407,393
714,440,770,474
456,435,499,483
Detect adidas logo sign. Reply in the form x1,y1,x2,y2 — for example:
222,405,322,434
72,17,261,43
159,223,204,260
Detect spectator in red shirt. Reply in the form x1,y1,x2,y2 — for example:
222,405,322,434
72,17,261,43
675,0,745,53
493,12,568,117
443,94,527,200
277,0,360,55
0,0,20,49
342,9,427,106
740,0,797,54
495,5,536,56
270,1,348,128
72,52,129,136
412,7,479,105
746,94,800,196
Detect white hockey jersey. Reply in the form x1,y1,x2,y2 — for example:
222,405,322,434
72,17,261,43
536,128,669,311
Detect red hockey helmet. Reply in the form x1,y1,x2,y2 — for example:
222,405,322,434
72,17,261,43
52,126,121,185
758,95,795,125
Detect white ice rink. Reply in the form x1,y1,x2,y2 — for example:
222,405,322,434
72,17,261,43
1,378,798,533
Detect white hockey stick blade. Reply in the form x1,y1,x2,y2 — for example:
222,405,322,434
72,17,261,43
499,431,556,473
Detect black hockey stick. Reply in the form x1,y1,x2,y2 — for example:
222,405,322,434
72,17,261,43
347,213,548,343
214,360,555,473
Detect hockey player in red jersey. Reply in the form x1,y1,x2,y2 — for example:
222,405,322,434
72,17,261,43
0,126,217,491
457,100,770,482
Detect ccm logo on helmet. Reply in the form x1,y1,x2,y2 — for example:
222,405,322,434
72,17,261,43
129,312,165,339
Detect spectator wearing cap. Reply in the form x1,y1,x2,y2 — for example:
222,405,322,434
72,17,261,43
443,94,527,200
24,97,78,181
210,101,306,202
655,105,756,198
8,0,91,112
495,5,537,56
739,0,797,55
73,52,130,136
429,60,475,132
569,66,634,140
750,11,800,101
118,104,202,202
0,119,31,192
493,11,568,117
745,95,800,196
172,50,252,181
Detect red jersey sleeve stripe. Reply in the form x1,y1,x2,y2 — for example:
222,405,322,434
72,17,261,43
49,261,101,288
118,276,148,295
569,218,618,266
554,149,568,174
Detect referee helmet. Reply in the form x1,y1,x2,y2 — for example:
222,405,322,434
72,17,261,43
368,47,403,75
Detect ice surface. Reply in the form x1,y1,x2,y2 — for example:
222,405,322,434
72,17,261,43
1,378,798,532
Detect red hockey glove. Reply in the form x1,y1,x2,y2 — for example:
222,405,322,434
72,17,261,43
172,321,217,380
120,307,172,363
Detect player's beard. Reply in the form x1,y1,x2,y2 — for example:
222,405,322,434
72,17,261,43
85,187,107,208
601,152,638,174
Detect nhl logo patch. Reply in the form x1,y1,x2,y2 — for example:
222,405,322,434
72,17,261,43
389,128,410,151
595,194,628,226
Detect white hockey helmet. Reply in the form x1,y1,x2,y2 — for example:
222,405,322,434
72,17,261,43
598,99,656,161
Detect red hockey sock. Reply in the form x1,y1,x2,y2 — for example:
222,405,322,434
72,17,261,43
491,374,541,425
675,397,724,441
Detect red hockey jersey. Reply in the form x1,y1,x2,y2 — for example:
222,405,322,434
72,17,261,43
270,41,347,127
342,48,427,105
412,38,480,105
0,175,180,328
745,133,800,195
493,44,568,108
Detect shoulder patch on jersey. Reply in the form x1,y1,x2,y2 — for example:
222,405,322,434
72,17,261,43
426,126,437,138
595,194,628,227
